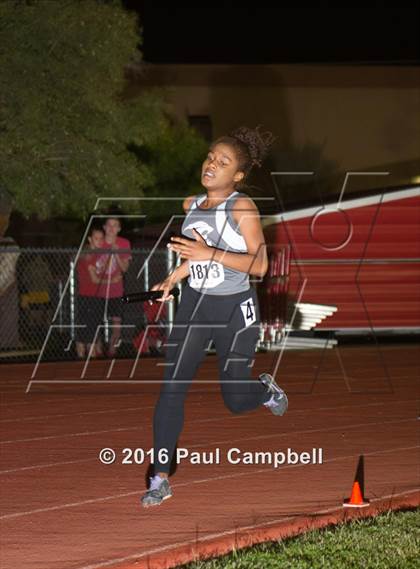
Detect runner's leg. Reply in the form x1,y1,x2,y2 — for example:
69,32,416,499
153,286,212,475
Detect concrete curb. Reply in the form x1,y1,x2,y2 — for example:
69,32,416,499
110,490,419,569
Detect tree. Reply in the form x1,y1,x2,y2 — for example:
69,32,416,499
0,0,205,221
129,120,208,221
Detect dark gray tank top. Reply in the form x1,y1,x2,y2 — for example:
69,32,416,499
181,191,250,295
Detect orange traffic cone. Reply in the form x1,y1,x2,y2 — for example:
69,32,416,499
343,455,370,508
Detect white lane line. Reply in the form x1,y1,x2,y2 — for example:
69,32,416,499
74,488,420,569
0,406,154,424
0,398,80,407
0,458,94,474
24,374,415,385
0,390,159,407
0,426,142,445
0,416,415,474
1,396,414,424
0,412,228,445
0,393,144,408
1,445,417,520
186,417,416,451
1,398,417,445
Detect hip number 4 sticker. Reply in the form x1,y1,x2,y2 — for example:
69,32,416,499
240,298,257,327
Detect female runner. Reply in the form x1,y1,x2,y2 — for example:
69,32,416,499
141,126,288,507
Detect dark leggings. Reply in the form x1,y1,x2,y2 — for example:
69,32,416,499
153,283,270,474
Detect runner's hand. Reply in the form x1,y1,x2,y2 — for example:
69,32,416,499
150,277,176,303
168,229,210,261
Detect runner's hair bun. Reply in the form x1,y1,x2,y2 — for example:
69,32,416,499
229,125,276,168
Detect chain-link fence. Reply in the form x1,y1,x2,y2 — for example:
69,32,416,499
0,247,182,362
0,246,297,363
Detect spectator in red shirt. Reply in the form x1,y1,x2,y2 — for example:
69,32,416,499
76,227,106,359
96,217,132,357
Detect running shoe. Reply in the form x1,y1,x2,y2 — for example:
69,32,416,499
259,372,288,416
141,475,172,508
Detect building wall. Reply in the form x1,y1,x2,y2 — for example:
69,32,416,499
127,63,420,184
287,86,419,171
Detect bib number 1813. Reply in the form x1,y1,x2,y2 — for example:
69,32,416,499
189,260,225,288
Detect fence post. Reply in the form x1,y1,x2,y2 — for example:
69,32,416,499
166,246,176,335
69,261,75,341
144,256,149,291
58,280,63,334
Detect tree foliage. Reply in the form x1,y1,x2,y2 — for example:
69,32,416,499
0,0,206,221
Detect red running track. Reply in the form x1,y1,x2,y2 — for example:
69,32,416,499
0,343,419,569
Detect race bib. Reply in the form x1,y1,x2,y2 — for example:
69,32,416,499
189,260,225,289
240,297,257,328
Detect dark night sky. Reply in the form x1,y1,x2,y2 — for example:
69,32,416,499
126,2,420,65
